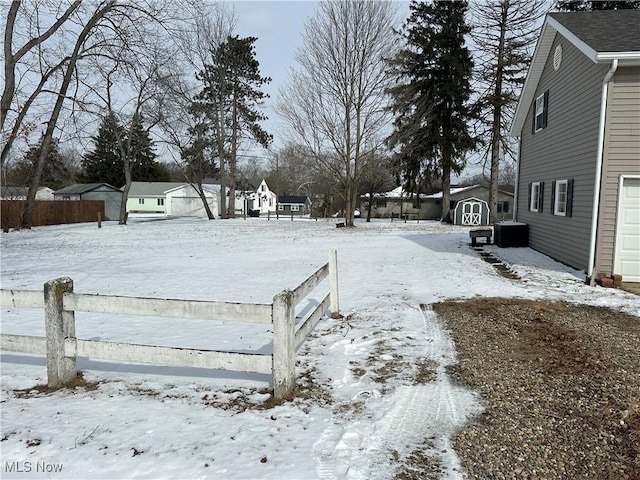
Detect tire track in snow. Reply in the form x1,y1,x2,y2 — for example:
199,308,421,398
313,304,482,479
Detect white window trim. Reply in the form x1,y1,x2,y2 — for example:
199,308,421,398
530,182,541,212
138,198,145,205
554,180,568,216
534,94,545,132
291,204,300,211
277,204,284,211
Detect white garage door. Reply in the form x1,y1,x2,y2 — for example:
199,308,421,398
614,177,640,282
170,197,217,218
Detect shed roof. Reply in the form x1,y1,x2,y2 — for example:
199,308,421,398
54,183,121,194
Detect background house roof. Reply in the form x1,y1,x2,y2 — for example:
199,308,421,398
510,10,640,137
128,182,189,196
54,183,121,194
278,195,309,204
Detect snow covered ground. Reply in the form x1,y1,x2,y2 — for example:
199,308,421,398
1,216,638,479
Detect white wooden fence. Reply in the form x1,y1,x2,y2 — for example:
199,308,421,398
0,250,339,399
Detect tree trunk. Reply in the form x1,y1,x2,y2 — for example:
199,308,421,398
119,166,131,224
441,159,452,223
489,3,508,225
228,92,238,218
195,183,216,219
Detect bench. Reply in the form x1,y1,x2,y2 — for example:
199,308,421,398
470,228,492,247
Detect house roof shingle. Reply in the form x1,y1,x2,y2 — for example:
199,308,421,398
549,11,640,53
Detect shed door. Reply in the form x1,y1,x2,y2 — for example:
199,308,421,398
614,177,640,282
462,201,482,226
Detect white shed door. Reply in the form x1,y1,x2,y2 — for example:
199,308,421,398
614,177,640,282
462,201,482,226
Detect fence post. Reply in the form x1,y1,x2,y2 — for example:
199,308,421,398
272,289,295,399
44,277,76,388
329,249,340,318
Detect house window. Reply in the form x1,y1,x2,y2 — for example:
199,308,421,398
291,204,300,211
157,198,164,206
278,204,284,211
551,179,573,217
138,198,145,205
376,200,387,208
497,201,509,213
529,182,544,212
63,195,71,200
534,91,549,132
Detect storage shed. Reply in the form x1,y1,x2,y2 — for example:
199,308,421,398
453,197,490,226
53,183,122,220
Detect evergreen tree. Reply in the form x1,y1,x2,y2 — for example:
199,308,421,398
11,136,74,190
128,113,160,182
387,0,476,222
192,35,272,217
556,0,639,10
80,113,126,187
80,113,165,187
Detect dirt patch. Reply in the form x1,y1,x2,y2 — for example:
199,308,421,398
431,298,640,480
13,372,100,398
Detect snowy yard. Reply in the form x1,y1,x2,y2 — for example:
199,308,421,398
1,216,638,479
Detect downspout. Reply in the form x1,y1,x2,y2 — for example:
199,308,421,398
588,58,618,284
513,139,521,221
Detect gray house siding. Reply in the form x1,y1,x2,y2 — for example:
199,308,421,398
516,34,610,271
595,66,640,274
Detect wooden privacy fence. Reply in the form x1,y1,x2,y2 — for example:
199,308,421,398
0,200,105,230
0,251,339,399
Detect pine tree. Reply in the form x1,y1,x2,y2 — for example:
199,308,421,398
192,35,272,217
11,136,74,190
128,113,160,182
387,0,477,222
80,113,126,187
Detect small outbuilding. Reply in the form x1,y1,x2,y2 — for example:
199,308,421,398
278,195,312,216
54,183,122,220
165,184,220,218
453,197,490,226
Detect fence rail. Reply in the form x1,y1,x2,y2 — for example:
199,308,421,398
0,250,339,399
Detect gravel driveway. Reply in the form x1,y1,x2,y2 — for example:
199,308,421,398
432,297,639,480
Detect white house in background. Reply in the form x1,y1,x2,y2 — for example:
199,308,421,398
165,183,220,218
126,182,188,214
249,179,277,215
1,186,55,200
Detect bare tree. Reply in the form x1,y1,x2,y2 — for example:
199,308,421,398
277,0,399,227
1,1,83,166
471,0,547,223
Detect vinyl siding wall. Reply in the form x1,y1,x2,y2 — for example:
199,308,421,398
596,66,640,275
517,34,610,272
